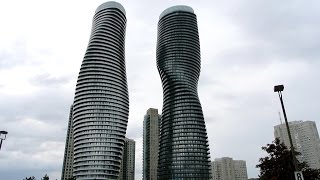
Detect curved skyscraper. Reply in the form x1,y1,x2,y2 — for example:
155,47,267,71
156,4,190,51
72,2,128,179
157,6,211,179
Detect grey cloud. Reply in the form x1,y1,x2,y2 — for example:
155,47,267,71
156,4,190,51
30,73,71,88
0,39,28,69
202,117,217,124
0,39,53,70
0,169,60,180
199,73,222,86
0,89,73,124
126,122,144,140
217,0,320,63
214,45,278,66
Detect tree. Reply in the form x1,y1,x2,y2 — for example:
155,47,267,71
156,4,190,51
41,174,49,180
23,177,36,180
256,138,320,180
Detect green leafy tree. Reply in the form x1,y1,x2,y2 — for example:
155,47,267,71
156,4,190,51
256,138,320,180
41,174,49,180
23,177,36,180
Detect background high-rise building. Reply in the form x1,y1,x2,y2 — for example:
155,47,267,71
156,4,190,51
71,2,128,179
143,108,161,180
61,105,74,180
119,138,136,180
274,120,320,169
210,157,248,180
234,160,248,180
156,5,211,179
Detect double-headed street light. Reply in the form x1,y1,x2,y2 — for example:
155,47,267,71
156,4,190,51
0,130,8,150
274,85,299,171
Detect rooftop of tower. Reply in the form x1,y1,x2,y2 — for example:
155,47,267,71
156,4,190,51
159,5,194,19
95,1,126,15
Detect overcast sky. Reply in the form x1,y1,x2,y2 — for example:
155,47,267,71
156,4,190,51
0,0,320,179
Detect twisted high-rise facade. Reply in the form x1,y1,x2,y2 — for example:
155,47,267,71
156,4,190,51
157,5,211,179
72,2,128,179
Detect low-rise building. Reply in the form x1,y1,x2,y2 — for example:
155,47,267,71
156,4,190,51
211,157,248,180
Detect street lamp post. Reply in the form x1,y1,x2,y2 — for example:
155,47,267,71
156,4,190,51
274,85,299,171
0,130,8,150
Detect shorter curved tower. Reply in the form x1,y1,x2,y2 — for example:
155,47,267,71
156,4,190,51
157,5,211,179
72,2,128,180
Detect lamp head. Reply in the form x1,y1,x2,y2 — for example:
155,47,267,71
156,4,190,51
0,131,8,135
0,131,7,140
274,85,284,92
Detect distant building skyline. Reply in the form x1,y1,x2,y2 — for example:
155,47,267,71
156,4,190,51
70,2,129,179
156,5,211,179
119,138,136,180
61,105,74,180
274,120,320,169
211,157,248,180
143,108,161,180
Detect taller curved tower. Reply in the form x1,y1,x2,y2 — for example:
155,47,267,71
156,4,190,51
72,2,128,180
157,5,211,179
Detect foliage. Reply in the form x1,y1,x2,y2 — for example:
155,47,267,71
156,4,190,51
302,165,320,180
41,174,49,180
23,177,36,180
256,138,320,180
66,177,76,180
